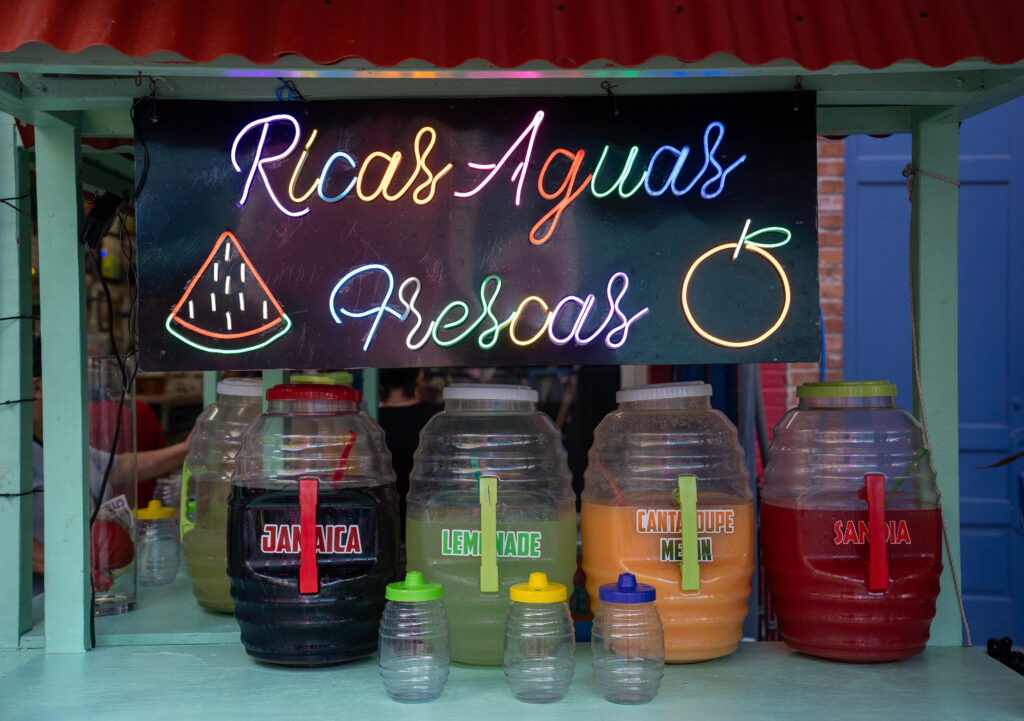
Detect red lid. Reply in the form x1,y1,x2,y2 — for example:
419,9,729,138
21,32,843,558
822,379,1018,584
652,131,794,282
265,383,362,403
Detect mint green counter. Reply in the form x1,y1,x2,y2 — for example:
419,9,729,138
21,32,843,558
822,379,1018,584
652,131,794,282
2,640,1022,721
2,573,1022,721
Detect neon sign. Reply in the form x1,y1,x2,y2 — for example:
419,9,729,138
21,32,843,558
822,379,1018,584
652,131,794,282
230,113,747,246
136,95,819,371
328,266,650,353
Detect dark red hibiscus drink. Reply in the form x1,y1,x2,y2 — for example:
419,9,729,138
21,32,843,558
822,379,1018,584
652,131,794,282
227,384,399,667
762,382,943,662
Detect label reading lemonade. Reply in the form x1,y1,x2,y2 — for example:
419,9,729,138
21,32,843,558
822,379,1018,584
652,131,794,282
636,508,735,563
441,528,542,559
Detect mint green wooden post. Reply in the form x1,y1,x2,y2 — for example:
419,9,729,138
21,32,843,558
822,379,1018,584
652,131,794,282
0,114,34,648
202,371,219,408
36,119,91,653
362,368,379,419
910,107,962,646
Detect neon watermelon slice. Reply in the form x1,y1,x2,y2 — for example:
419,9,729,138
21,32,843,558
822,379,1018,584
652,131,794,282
165,230,292,354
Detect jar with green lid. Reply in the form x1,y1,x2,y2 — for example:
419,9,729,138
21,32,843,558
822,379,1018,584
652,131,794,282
761,381,943,662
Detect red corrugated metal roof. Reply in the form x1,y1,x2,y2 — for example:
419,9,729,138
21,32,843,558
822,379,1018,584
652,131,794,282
0,0,1022,71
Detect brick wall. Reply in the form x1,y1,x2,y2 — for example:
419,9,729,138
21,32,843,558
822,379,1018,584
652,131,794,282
782,137,845,408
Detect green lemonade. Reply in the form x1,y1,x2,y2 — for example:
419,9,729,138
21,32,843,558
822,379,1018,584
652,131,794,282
182,476,233,613
406,516,577,666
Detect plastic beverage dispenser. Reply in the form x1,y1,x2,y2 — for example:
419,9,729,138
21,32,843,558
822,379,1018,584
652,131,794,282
581,381,754,662
762,381,942,662
182,377,263,612
405,384,576,666
227,383,400,667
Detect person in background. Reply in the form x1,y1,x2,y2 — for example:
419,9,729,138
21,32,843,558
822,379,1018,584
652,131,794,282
377,368,442,542
31,336,190,592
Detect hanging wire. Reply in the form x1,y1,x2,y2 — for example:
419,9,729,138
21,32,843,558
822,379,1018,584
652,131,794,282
0,192,32,216
903,162,971,647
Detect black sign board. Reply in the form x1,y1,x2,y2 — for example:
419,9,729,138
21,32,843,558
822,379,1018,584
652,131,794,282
135,94,818,370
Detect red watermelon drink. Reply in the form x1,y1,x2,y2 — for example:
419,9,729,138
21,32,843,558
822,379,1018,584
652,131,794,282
762,382,943,662
761,503,942,661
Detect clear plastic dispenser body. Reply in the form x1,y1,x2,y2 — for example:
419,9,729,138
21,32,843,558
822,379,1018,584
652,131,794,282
762,381,942,662
227,383,399,667
406,384,576,666
581,381,753,662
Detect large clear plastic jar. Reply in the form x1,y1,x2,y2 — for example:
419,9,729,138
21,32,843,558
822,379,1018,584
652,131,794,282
503,572,575,703
227,383,399,667
406,384,576,666
581,381,753,662
592,573,664,704
182,377,263,613
762,381,942,662
378,571,450,703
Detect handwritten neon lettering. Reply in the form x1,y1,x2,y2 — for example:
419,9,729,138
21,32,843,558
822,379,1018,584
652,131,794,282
409,127,454,205
230,114,748,248
572,294,610,345
317,151,358,202
430,275,511,348
231,114,309,217
603,272,650,348
530,148,593,246
288,129,321,203
547,295,586,345
591,145,647,199
453,110,545,206
397,277,434,350
645,144,692,197
328,264,404,351
328,264,647,352
696,121,747,199
509,296,551,346
353,125,453,203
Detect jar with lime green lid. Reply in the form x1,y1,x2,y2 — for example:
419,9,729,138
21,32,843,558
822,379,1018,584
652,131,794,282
762,381,942,662
503,572,575,703
379,571,450,703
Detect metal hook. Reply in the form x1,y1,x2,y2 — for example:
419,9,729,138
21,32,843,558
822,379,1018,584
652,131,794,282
600,80,619,117
793,76,804,111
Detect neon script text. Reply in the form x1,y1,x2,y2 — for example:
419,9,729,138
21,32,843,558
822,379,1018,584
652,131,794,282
231,113,746,244
328,263,649,353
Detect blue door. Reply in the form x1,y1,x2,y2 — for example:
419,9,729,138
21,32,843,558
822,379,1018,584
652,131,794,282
844,98,1024,644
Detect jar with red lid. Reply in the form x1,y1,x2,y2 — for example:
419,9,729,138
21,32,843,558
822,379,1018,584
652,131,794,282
227,383,399,666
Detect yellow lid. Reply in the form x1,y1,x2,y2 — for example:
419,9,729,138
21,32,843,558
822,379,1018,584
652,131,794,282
136,500,175,520
509,572,567,603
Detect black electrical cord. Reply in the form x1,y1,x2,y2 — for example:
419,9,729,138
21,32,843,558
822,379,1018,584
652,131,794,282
83,229,139,647
79,103,146,644
0,192,32,216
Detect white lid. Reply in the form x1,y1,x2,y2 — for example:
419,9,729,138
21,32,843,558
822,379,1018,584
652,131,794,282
217,377,264,398
443,383,538,402
616,381,712,403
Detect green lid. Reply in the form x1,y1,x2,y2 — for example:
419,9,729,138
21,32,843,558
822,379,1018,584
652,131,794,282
797,381,897,398
385,571,443,602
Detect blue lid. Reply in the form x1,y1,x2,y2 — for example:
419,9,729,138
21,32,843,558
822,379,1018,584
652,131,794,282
598,573,656,604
